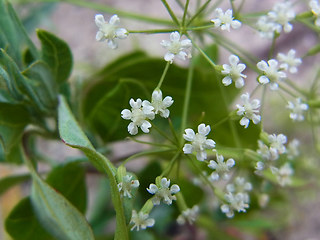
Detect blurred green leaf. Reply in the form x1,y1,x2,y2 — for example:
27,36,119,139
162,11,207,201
37,29,73,84
0,174,30,196
5,197,56,240
58,95,129,240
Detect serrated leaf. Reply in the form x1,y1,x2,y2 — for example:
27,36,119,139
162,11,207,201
58,95,129,240
37,29,73,84
5,197,56,240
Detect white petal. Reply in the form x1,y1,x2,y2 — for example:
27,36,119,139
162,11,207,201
209,172,219,181
196,151,207,161
235,78,244,88
222,76,232,86
183,129,195,141
96,31,104,41
170,184,180,194
95,14,105,28
198,123,210,136
180,39,192,47
258,76,270,85
152,89,162,101
160,40,171,47
170,31,180,41
231,20,241,29
107,39,118,49
109,14,120,25
240,117,250,128
257,60,268,71
161,177,170,188
229,55,239,65
128,122,138,135
164,52,175,63
140,120,151,133
183,144,193,154
205,139,216,149
226,158,235,168
121,109,132,120
115,28,128,39
208,160,218,169
147,184,158,194
269,82,279,90
163,96,174,107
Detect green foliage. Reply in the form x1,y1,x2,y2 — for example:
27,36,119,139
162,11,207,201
0,174,30,196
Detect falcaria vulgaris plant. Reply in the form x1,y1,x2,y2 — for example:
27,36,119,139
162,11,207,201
1,0,320,239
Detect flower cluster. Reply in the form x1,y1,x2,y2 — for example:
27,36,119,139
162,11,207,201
208,154,235,181
121,90,173,135
147,177,180,205
257,59,286,90
221,55,247,88
221,177,252,218
211,8,241,31
130,210,155,231
117,174,140,198
271,163,294,187
236,93,261,128
177,205,200,225
277,49,302,74
95,14,128,49
287,98,308,122
183,123,216,161
161,32,192,63
309,0,320,27
256,1,295,38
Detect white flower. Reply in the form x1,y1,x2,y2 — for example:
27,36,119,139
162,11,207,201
236,93,261,128
277,49,302,74
160,32,192,63
287,139,300,160
268,1,295,33
310,0,320,26
256,16,276,39
287,98,308,121
146,89,173,118
257,59,286,90
255,161,265,171
177,205,199,225
211,8,241,31
121,98,155,135
183,123,216,161
221,55,247,88
268,133,287,158
147,177,180,205
208,154,235,181
226,177,252,195
221,192,249,218
271,163,294,187
130,210,155,231
95,14,128,49
117,174,139,198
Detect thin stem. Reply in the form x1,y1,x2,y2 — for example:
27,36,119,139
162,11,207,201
157,62,171,89
182,0,191,27
161,151,181,177
168,118,181,147
127,137,173,148
187,0,211,26
268,33,278,59
191,39,217,68
151,121,176,144
278,82,299,98
180,55,195,141
212,114,232,129
129,28,178,34
161,0,181,26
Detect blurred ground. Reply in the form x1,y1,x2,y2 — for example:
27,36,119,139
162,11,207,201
1,0,320,239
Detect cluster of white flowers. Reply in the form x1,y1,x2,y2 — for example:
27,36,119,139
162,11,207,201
271,163,294,187
161,32,192,63
117,174,140,198
287,139,300,160
257,59,286,90
221,177,252,218
177,205,200,225
287,98,309,121
236,93,261,128
221,55,247,88
208,154,235,181
95,14,128,49
256,1,295,38
211,8,241,31
121,90,173,135
147,177,180,205
309,0,320,27
277,49,302,74
130,210,155,231
183,123,216,161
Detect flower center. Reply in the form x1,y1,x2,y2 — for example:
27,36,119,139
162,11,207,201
131,108,146,126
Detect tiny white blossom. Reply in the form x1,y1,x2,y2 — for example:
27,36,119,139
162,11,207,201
257,140,272,160
268,1,295,33
147,177,180,205
177,205,199,225
287,98,308,121
183,123,216,161
95,14,128,49
271,163,294,187
256,16,276,39
117,174,139,198
236,93,261,128
287,139,300,160
211,8,241,31
310,0,320,26
226,177,252,195
277,49,302,74
160,32,192,63
145,89,173,118
221,192,249,218
208,154,235,181
221,55,247,88
256,161,265,171
130,210,155,231
121,98,155,135
257,59,286,90
268,133,287,158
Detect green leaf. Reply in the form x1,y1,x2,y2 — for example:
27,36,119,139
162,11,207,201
5,197,56,240
0,174,29,196
0,0,38,67
58,95,129,240
37,29,73,84
46,161,87,213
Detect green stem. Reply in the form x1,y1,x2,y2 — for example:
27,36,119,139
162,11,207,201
186,0,211,26
278,82,299,98
268,33,279,59
182,0,190,27
161,151,181,177
157,62,171,89
129,28,178,34
127,137,173,148
180,56,195,140
151,121,175,144
161,0,181,26
192,39,218,68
